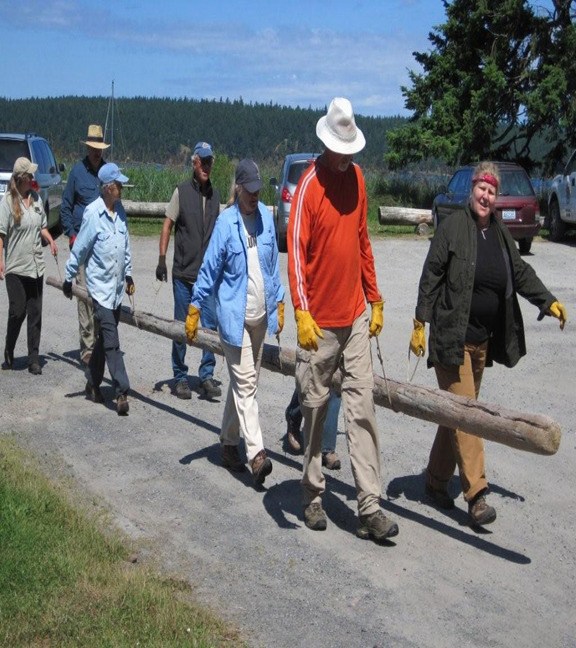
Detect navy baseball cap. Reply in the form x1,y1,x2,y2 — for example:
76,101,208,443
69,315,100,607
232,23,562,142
235,159,262,192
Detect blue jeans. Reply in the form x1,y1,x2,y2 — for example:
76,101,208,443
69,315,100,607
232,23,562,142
287,387,340,452
172,277,217,383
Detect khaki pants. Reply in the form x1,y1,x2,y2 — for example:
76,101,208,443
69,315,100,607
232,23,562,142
427,341,489,502
76,264,95,361
220,318,267,462
296,312,382,516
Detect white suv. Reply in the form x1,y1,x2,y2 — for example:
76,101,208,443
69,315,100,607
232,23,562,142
0,132,65,238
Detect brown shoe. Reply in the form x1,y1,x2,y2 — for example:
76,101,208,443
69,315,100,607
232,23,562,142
468,492,496,526
304,502,327,531
322,451,341,470
221,444,246,472
357,509,399,542
285,409,302,453
117,394,129,416
250,449,272,485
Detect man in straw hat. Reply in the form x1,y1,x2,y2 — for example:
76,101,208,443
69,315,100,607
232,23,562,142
287,97,399,543
60,124,110,367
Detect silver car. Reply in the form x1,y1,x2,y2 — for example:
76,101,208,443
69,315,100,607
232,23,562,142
0,132,65,238
270,152,319,251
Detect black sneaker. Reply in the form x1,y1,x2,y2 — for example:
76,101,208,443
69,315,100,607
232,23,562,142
425,483,455,510
28,362,42,375
85,381,104,404
201,378,221,399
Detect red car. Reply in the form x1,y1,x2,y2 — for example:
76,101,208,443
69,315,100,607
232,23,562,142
432,162,541,255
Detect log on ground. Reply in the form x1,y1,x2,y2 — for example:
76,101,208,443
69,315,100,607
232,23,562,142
46,276,561,456
378,206,433,226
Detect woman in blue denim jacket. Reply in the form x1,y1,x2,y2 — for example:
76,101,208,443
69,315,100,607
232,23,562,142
186,159,285,486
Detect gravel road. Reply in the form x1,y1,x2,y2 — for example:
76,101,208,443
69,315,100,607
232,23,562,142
1,234,575,648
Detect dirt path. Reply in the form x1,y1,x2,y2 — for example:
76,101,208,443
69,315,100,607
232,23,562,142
1,236,575,648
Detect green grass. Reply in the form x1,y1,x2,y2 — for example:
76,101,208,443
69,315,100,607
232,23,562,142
0,437,244,647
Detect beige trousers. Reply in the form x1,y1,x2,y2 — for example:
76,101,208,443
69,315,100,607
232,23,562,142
220,318,267,462
76,264,95,361
296,312,382,516
427,341,489,502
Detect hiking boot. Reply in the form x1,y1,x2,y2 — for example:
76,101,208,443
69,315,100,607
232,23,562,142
85,380,104,404
221,444,246,472
2,349,13,370
250,449,272,486
28,362,42,375
468,492,496,526
357,509,399,542
201,378,221,399
322,451,341,470
174,380,192,400
304,502,327,531
117,394,129,416
425,483,455,510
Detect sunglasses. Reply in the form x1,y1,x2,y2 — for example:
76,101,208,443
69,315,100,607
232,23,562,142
200,157,214,168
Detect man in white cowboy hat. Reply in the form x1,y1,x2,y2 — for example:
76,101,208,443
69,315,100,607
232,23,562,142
287,97,399,543
60,124,110,367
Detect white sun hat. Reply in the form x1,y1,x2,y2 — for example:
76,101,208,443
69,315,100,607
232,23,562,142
316,97,366,155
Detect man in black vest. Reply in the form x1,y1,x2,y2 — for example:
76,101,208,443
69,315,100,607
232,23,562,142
156,142,221,400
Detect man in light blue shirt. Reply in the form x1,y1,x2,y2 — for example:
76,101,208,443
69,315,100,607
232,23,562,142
63,163,134,416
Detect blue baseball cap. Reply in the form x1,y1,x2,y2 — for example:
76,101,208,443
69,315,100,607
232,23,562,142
98,163,129,185
193,141,214,159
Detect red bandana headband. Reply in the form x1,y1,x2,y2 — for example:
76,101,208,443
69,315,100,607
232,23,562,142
472,173,499,188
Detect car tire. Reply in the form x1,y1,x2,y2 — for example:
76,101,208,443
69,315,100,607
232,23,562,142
518,238,532,255
548,199,566,242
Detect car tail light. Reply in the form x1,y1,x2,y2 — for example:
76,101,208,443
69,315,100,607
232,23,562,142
281,186,292,203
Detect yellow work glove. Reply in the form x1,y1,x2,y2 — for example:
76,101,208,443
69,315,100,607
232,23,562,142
549,301,567,330
185,305,201,343
409,319,426,356
295,309,323,351
368,300,384,337
276,302,285,334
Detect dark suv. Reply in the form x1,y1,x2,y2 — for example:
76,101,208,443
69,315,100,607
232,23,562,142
432,162,541,255
270,153,319,251
0,132,65,238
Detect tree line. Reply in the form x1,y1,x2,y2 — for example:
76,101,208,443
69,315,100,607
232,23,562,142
0,96,405,170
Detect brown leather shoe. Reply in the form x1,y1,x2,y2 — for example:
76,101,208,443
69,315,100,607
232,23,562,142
468,492,496,526
221,444,246,472
250,449,272,485
322,451,341,470
117,394,129,416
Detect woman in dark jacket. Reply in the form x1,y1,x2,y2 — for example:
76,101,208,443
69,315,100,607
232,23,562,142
410,161,567,527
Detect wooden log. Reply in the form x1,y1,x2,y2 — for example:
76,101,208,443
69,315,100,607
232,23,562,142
122,201,274,217
46,276,561,456
378,206,433,226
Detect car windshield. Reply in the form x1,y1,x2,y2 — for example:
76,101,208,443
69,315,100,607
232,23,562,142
499,170,535,197
0,140,29,173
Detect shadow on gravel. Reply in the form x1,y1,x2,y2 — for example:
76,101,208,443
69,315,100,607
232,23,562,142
385,473,531,564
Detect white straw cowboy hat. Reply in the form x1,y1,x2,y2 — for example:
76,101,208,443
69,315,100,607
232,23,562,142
316,97,366,155
83,124,110,150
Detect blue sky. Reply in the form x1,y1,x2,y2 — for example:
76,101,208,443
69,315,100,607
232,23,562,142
0,0,550,118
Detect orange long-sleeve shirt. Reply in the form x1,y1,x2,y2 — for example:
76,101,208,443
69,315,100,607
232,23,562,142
287,158,381,328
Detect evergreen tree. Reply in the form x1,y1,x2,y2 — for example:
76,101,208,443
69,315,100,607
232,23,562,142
386,0,576,172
